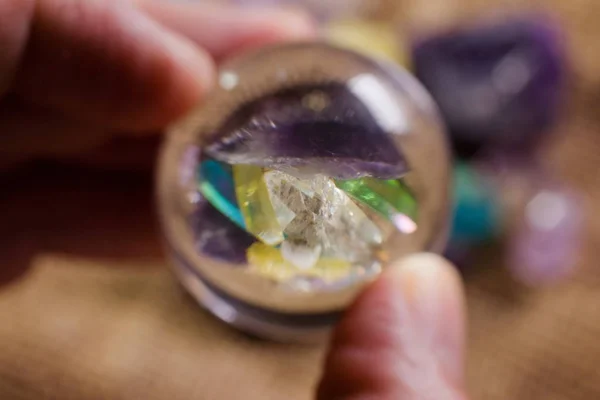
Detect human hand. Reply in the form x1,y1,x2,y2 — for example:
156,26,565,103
318,253,468,400
0,0,314,170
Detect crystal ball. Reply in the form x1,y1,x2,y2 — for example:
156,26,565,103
157,43,451,341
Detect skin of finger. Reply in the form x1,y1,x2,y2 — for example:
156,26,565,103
0,97,111,169
1,0,316,170
317,254,467,400
0,0,34,96
137,0,317,61
63,135,161,171
12,0,214,133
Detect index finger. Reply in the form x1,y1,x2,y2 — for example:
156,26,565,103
7,0,315,133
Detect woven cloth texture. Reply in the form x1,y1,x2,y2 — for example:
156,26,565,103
1,0,600,399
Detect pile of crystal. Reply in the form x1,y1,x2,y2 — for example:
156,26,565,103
193,81,419,289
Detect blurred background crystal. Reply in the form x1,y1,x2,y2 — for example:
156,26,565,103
412,16,566,159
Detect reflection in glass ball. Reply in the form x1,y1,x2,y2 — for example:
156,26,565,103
157,43,451,341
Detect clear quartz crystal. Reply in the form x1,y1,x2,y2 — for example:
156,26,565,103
263,170,382,270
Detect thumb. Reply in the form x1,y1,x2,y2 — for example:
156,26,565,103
317,253,468,400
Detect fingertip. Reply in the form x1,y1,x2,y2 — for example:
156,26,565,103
88,4,217,132
216,8,317,61
384,253,465,311
245,8,317,41
139,1,317,61
130,27,215,133
318,253,467,400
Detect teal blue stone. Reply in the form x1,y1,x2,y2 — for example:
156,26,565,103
198,160,246,230
451,163,501,243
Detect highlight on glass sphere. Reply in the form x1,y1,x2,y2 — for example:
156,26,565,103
157,42,450,337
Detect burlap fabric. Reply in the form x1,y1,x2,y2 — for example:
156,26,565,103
1,0,599,399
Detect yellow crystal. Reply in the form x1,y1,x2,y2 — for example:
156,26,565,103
247,243,352,283
233,165,284,246
325,19,408,67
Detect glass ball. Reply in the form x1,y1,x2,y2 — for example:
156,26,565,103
157,43,451,341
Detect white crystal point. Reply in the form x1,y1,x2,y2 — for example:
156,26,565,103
345,196,384,245
263,170,382,265
269,192,296,230
281,242,322,270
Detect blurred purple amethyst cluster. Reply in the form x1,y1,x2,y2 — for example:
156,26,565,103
410,15,582,286
412,16,566,158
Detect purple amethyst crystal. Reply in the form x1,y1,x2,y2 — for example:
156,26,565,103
191,200,256,264
475,153,583,286
508,183,583,287
206,83,408,179
412,16,565,158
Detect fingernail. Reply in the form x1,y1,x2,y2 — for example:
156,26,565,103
386,253,466,387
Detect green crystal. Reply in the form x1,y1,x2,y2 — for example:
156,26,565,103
197,159,407,273
233,165,285,246
334,177,417,222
